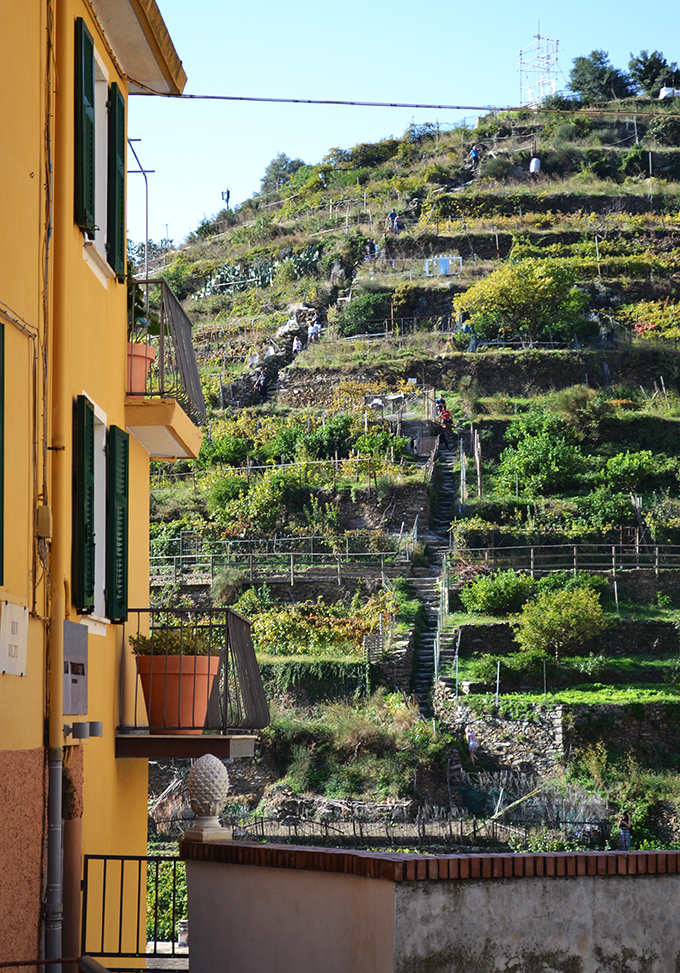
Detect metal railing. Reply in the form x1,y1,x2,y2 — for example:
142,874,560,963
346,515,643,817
433,557,450,684
453,542,680,576
150,549,411,588
131,279,206,423
81,855,187,973
150,529,410,560
126,608,269,734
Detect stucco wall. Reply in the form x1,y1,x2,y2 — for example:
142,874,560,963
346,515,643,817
0,749,46,971
393,875,680,973
183,842,680,973
186,860,394,973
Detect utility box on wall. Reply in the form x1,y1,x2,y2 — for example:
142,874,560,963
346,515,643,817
63,620,88,715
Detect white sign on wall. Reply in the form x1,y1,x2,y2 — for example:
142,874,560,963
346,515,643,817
0,602,29,676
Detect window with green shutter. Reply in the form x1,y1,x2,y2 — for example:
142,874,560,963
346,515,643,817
75,395,96,613
106,425,129,622
107,83,126,279
74,18,96,239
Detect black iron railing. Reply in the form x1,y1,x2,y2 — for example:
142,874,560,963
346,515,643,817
81,855,187,973
130,278,206,423
126,608,270,734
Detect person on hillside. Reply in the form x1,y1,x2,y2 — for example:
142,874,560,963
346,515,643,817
469,146,480,170
308,317,321,343
466,728,479,765
435,393,447,417
387,208,397,231
292,335,302,355
255,369,271,403
440,407,453,448
618,808,632,851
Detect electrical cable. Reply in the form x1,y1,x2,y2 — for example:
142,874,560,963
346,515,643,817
128,88,680,118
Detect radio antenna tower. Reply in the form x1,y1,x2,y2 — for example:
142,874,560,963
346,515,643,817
518,23,560,106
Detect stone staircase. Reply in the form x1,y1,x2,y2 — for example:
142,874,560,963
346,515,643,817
411,443,457,715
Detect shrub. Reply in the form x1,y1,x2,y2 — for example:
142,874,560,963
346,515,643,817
305,414,354,459
337,292,392,336
496,408,584,496
602,450,655,491
460,569,536,615
535,571,609,598
354,429,410,460
481,157,518,181
513,588,607,660
647,114,680,146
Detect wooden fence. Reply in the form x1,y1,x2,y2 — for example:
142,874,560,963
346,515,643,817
454,542,680,576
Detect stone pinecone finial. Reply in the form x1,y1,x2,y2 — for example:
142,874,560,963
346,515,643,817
187,754,230,829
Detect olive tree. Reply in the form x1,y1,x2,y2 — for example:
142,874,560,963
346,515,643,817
513,588,607,661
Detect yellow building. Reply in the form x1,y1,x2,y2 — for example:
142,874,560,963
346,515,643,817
0,2,209,967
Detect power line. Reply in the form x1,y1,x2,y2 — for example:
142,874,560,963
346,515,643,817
128,89,680,118
130,91,504,111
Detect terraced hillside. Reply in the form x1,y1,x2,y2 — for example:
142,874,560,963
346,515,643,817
144,101,680,852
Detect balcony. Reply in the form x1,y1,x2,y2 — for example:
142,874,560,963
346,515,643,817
125,278,205,460
116,608,270,759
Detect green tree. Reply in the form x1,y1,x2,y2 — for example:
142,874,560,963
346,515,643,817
568,50,635,102
260,152,306,194
629,50,677,97
513,588,607,661
496,409,585,496
453,259,587,342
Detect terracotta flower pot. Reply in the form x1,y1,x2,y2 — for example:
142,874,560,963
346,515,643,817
126,342,156,395
137,655,220,735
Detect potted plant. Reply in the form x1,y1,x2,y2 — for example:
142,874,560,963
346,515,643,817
131,629,221,735
126,259,156,394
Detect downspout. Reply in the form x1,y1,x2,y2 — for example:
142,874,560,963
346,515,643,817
43,1,64,968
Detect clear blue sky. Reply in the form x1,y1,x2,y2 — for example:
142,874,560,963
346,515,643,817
126,0,680,245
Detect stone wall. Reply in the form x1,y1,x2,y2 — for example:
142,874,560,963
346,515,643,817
450,619,679,659
434,688,680,773
432,691,563,775
277,348,680,404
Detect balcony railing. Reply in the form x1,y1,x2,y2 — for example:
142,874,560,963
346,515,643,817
81,854,187,973
117,609,269,757
129,278,206,423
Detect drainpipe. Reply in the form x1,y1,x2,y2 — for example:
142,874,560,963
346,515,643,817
43,2,64,965
45,581,66,972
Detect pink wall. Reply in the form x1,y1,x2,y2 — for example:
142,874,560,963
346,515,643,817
187,860,394,973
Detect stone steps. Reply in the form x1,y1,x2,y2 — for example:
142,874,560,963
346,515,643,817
411,445,457,716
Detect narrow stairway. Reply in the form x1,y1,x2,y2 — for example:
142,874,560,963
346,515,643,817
411,443,457,715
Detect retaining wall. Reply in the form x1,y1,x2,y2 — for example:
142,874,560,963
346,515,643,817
182,839,680,973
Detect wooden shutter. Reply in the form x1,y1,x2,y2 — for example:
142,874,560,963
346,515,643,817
74,18,96,238
75,396,95,613
107,83,126,278
106,425,129,622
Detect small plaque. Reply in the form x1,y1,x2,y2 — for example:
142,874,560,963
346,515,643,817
0,603,28,676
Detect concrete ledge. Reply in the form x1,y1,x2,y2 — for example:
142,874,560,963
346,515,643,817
125,397,203,459
180,839,680,881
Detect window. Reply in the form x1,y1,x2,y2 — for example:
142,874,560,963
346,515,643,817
74,18,126,279
74,396,129,622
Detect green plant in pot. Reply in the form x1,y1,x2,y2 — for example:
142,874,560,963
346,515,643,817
131,628,221,734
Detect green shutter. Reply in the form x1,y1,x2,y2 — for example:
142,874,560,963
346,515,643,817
75,396,95,613
107,83,126,278
74,18,96,238
106,425,129,622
